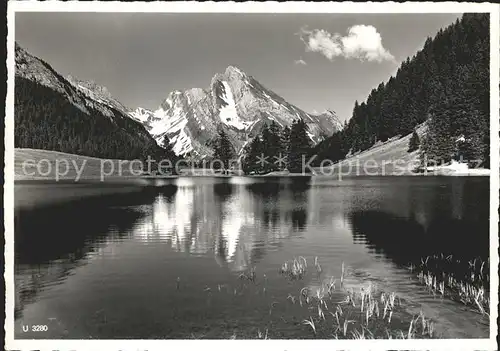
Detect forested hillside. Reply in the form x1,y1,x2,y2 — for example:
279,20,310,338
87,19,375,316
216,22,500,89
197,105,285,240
14,43,175,162
315,13,490,168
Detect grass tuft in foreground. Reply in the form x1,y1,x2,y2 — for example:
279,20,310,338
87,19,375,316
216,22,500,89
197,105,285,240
273,258,437,339
193,255,488,339
279,256,308,280
411,255,489,315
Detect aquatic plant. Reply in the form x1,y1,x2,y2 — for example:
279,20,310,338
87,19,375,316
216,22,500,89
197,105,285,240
314,256,322,275
217,257,448,339
282,261,439,339
279,257,307,280
318,305,326,321
414,255,489,315
303,316,317,335
340,261,345,287
326,276,336,296
239,266,257,282
342,319,354,337
257,328,269,339
269,301,279,315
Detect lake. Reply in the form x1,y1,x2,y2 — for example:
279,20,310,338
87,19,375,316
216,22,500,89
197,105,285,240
13,176,490,339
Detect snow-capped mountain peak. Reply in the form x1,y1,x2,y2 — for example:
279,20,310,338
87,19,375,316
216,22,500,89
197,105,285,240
133,66,339,158
225,65,246,77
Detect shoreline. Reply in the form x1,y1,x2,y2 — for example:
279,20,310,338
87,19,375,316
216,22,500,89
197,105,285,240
13,148,491,181
14,169,491,182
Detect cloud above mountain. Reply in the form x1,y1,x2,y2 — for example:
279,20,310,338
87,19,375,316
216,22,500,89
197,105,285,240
298,25,395,63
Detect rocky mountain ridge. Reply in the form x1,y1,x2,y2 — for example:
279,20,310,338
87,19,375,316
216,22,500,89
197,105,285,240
14,43,159,160
130,66,340,157
15,43,339,160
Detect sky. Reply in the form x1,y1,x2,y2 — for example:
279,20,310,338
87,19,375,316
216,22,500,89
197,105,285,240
15,12,462,122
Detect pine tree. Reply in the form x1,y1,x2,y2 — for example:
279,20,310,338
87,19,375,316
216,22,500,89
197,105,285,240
154,136,178,174
260,124,274,173
160,136,177,161
242,135,265,174
287,119,312,173
261,121,283,172
213,127,235,173
280,126,291,170
315,131,346,164
269,121,284,155
408,130,420,153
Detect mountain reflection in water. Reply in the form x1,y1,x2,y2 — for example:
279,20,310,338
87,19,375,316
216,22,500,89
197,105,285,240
14,176,489,339
130,178,311,271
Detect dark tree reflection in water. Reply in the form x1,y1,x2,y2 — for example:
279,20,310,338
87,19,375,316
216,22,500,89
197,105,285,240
14,177,489,339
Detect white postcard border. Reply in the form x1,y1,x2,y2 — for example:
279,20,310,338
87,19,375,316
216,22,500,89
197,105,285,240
4,2,499,351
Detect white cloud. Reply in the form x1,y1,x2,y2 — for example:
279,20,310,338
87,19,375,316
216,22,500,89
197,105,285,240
298,25,395,63
294,58,307,65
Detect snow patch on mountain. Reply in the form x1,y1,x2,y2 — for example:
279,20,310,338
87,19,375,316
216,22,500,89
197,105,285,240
142,98,195,155
307,131,316,142
132,65,338,158
165,96,173,108
130,107,153,123
170,122,193,155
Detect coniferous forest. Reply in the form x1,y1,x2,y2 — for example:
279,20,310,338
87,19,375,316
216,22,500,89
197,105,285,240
313,13,490,168
212,127,236,171
239,13,490,174
14,76,168,161
241,120,312,174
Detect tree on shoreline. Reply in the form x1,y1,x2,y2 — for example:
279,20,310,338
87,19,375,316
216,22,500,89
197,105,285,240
242,135,265,174
288,119,312,173
408,130,420,153
213,127,236,173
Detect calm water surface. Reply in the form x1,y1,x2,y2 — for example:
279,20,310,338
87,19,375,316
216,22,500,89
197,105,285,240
14,176,490,339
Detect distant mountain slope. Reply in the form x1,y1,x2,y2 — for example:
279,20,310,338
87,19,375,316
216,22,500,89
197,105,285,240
14,43,339,162
131,66,340,158
313,124,428,176
314,122,488,176
14,43,161,160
